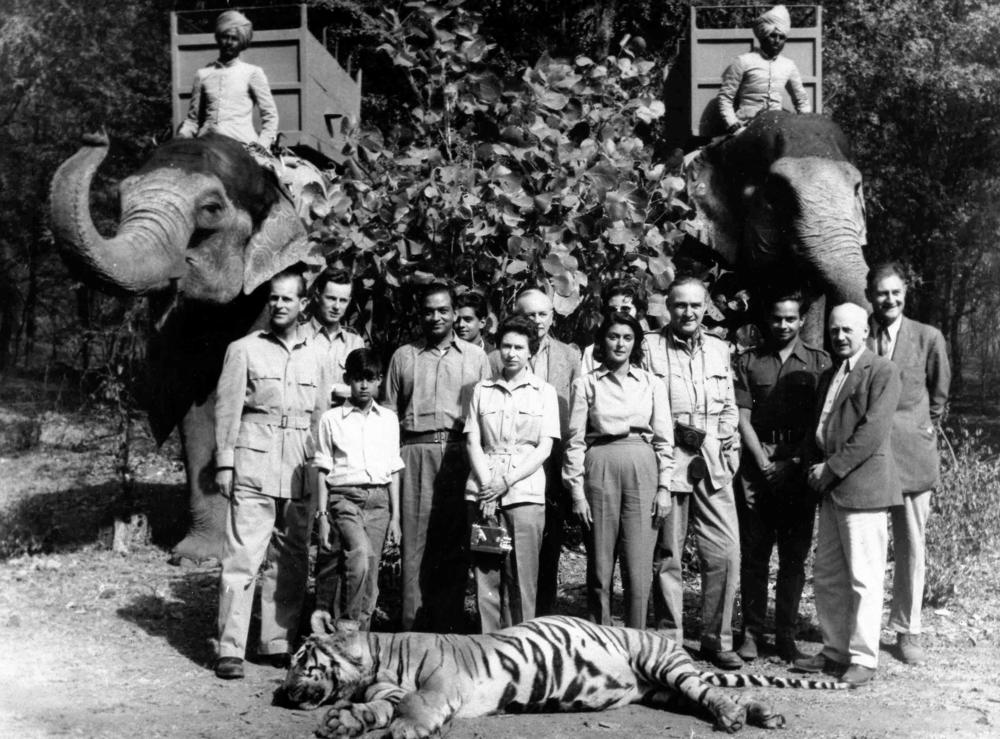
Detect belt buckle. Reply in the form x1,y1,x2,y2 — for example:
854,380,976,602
280,414,289,429
434,430,444,443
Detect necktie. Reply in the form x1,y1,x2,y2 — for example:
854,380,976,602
877,327,888,357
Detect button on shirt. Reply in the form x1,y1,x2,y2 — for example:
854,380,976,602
734,338,831,435
464,373,560,506
215,329,330,499
306,318,366,397
563,365,675,503
718,51,811,129
384,334,491,433
178,58,278,147
314,402,405,487
815,347,866,449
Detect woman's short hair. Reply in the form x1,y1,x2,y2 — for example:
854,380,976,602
592,311,645,367
344,348,382,381
495,315,540,356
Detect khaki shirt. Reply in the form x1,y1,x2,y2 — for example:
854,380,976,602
314,401,405,487
645,329,739,492
306,317,366,398
463,372,560,506
562,365,675,503
214,328,330,499
383,334,490,433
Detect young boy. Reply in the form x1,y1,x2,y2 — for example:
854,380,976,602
454,291,493,352
312,349,404,630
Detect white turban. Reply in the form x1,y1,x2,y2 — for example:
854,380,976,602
754,5,791,40
216,10,253,48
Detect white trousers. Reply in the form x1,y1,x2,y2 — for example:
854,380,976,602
888,490,931,634
813,499,888,669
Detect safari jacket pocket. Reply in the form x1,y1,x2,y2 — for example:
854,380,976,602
234,425,272,492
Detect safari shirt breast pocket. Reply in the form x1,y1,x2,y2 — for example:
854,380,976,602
234,423,274,492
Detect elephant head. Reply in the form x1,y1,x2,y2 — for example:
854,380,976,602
685,111,870,340
50,132,319,304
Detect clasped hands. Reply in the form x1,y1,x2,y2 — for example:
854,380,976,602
477,473,510,519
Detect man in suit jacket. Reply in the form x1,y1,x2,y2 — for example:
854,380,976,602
490,287,580,615
793,303,902,687
866,262,951,666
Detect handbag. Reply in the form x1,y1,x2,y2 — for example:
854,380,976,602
470,515,512,555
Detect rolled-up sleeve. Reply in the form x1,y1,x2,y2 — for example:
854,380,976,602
562,377,590,503
314,413,335,473
650,377,675,490
214,341,249,469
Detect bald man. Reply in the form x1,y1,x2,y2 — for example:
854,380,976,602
793,303,902,687
490,288,580,615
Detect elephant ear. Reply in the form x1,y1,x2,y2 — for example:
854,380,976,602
242,196,325,295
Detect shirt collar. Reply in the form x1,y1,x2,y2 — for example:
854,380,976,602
341,400,383,418
593,363,642,381
213,57,242,69
310,317,348,342
417,332,462,354
483,370,541,392
262,325,310,350
665,327,703,352
839,345,867,373
769,336,806,363
881,316,903,342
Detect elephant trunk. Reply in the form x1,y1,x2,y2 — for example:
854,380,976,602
50,134,188,295
771,156,871,310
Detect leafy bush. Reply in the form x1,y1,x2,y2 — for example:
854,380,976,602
923,424,1000,605
296,0,743,354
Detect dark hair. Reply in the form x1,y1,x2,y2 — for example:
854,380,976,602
665,276,708,303
455,291,488,319
344,348,382,381
866,261,909,290
270,267,307,297
601,279,647,315
766,287,808,313
495,315,540,355
312,268,352,298
420,281,456,308
592,311,645,366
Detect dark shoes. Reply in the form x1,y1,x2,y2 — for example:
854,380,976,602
703,649,744,670
775,636,805,663
214,657,245,680
840,664,877,687
792,653,846,677
736,633,758,661
897,633,926,666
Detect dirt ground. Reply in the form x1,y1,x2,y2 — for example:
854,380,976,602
2,408,1000,739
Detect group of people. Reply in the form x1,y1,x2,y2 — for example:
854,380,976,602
210,262,950,692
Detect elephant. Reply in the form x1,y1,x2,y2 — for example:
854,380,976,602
685,110,870,343
50,132,323,562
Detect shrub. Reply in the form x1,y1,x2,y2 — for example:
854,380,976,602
923,423,1000,605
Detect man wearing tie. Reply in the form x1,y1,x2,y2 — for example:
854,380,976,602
794,303,902,686
866,263,951,666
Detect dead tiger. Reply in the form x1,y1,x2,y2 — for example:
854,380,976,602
281,614,847,737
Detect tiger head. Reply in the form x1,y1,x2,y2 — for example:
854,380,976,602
280,612,372,710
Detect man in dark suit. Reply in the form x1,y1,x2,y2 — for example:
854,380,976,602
793,303,902,687
866,262,951,666
490,287,580,615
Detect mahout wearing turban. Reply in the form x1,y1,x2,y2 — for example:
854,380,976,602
754,4,791,40
216,9,253,50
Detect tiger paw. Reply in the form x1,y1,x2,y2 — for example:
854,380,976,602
316,700,371,737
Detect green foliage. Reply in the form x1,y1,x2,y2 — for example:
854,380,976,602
924,424,1000,606
303,0,699,349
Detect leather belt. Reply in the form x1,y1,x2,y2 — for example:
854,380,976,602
241,410,311,430
402,429,464,445
588,430,648,447
756,428,805,445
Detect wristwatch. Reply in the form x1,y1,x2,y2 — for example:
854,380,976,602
314,509,329,520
